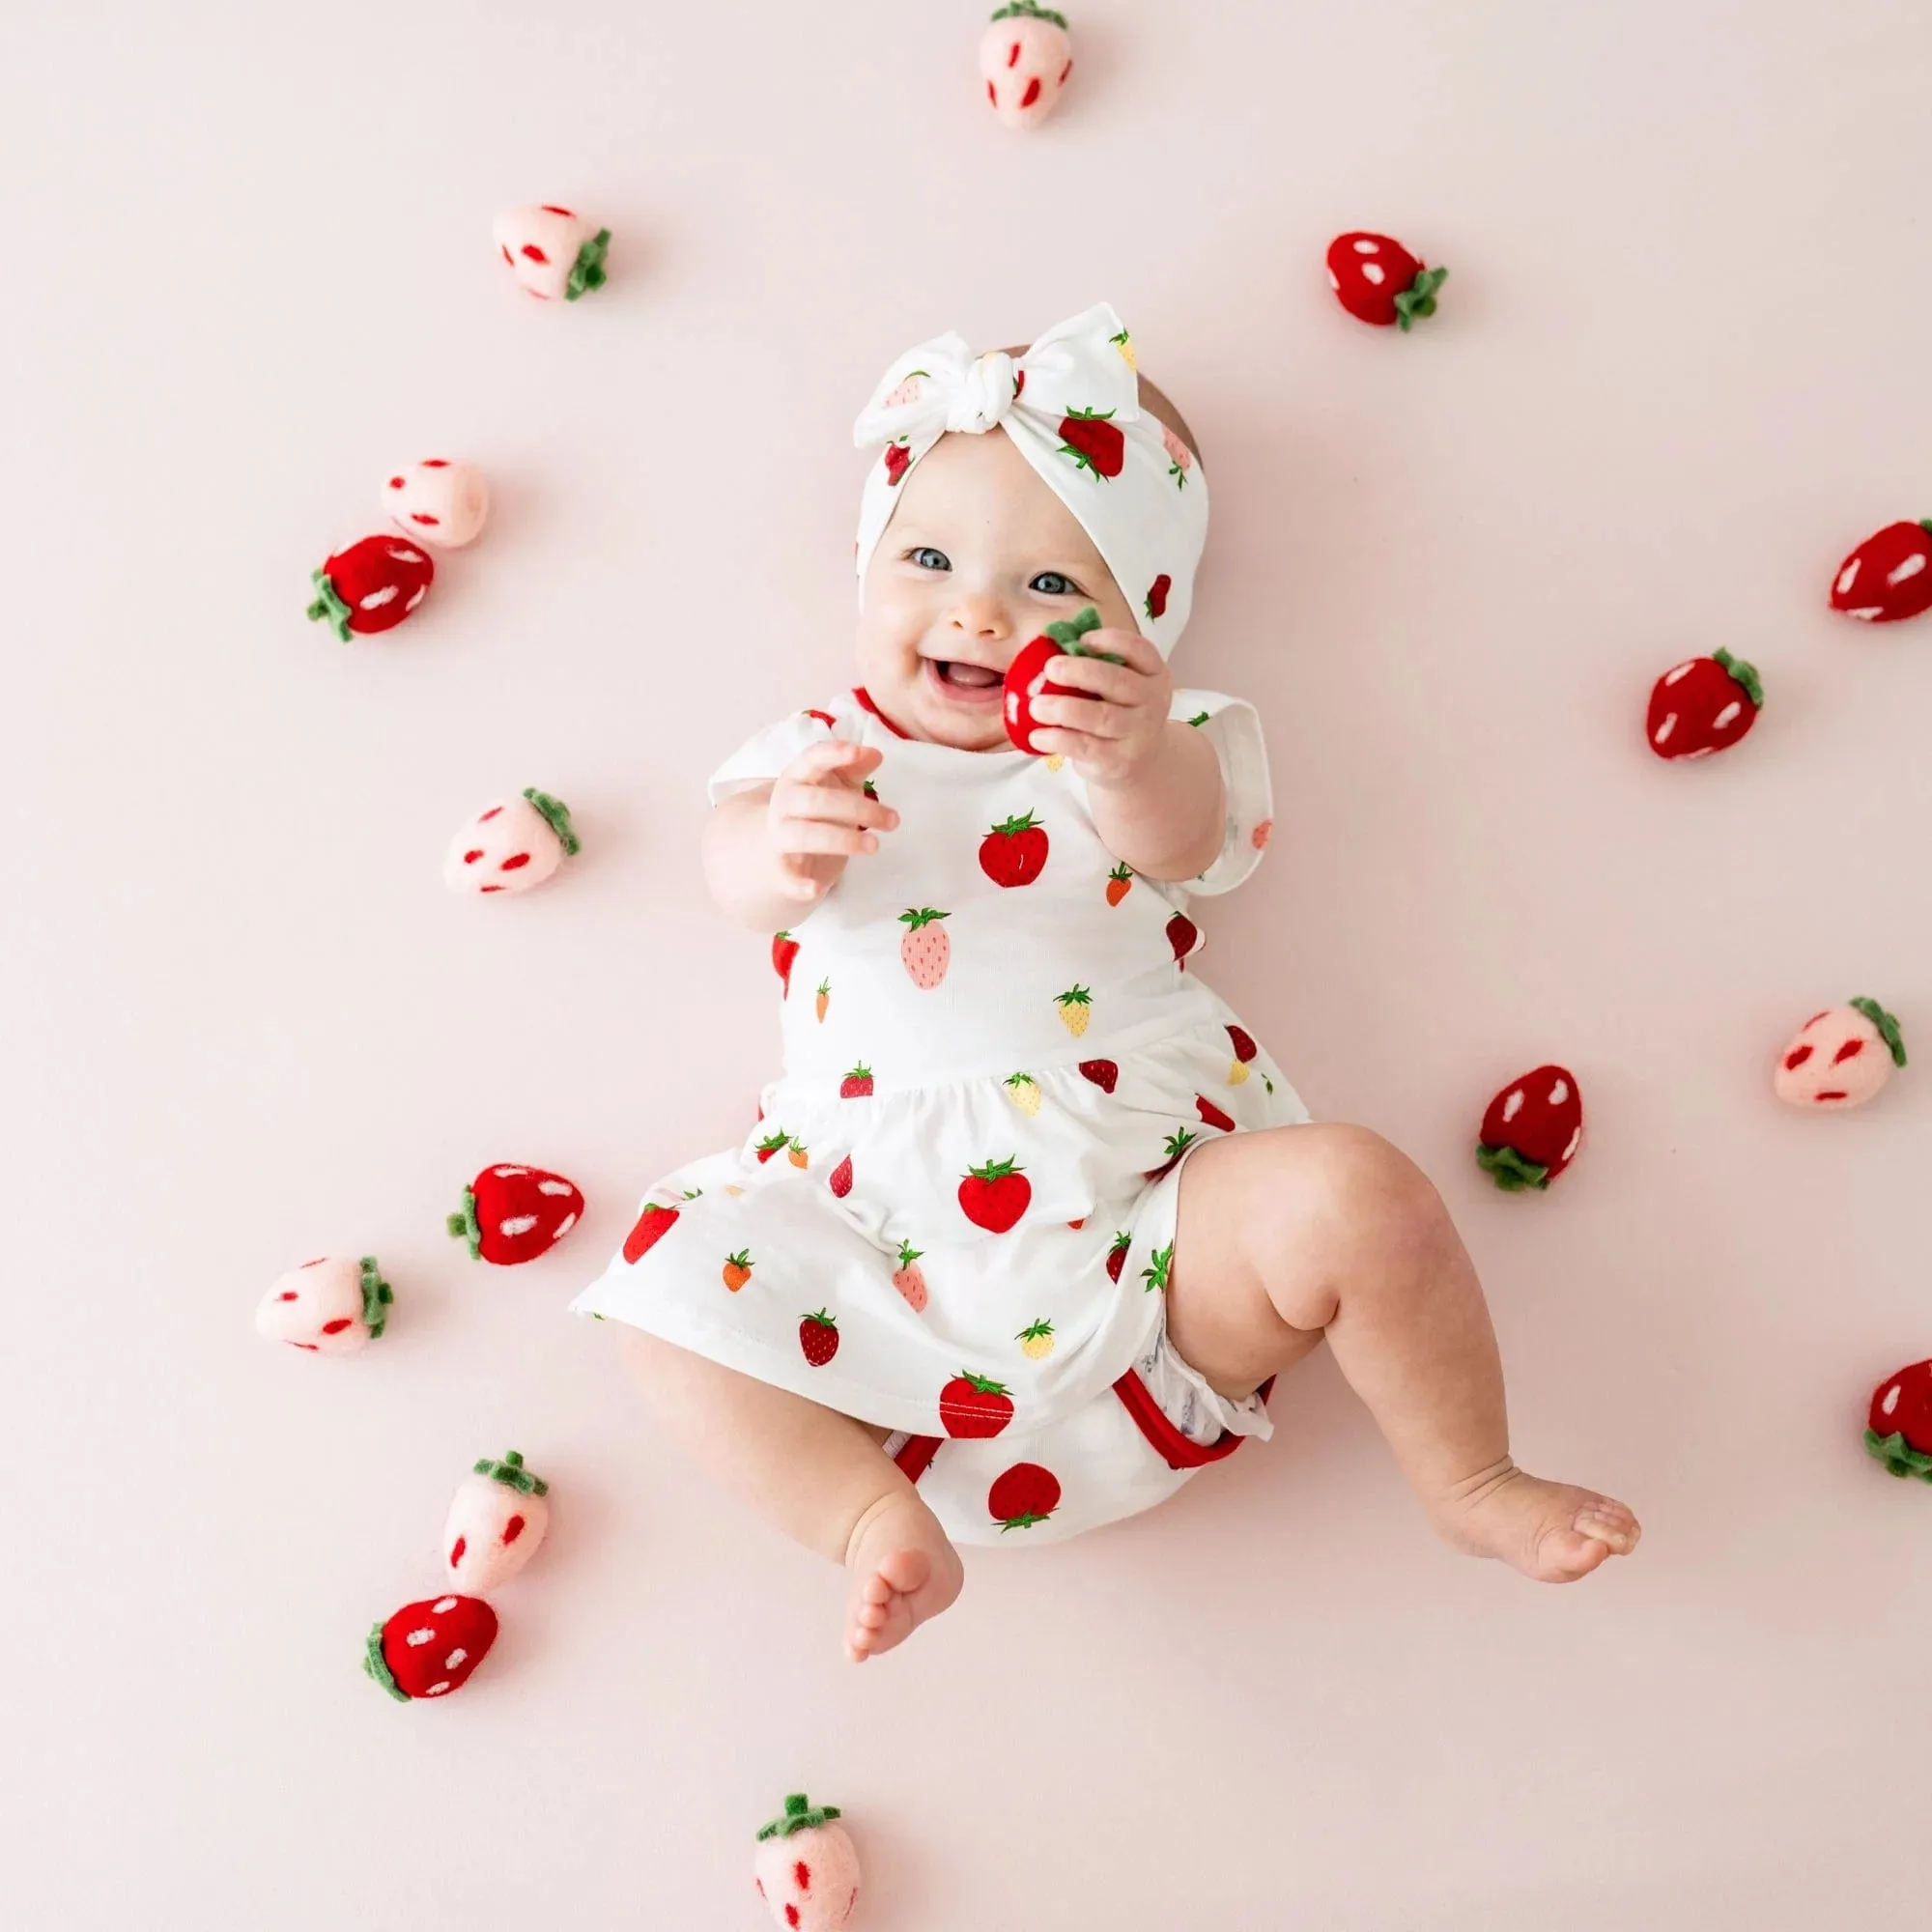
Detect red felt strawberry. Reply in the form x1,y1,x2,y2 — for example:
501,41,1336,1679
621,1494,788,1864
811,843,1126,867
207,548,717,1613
1165,911,1200,968
306,535,434,640
1646,648,1763,759
1476,1065,1583,1191
364,1593,497,1702
1105,1231,1131,1282
448,1163,583,1264
839,1064,874,1098
958,1156,1031,1233
1196,1094,1236,1132
980,811,1050,887
1325,232,1448,331
772,931,800,998
799,1310,840,1366
940,1371,1014,1437
1831,520,1932,623
1003,606,1123,753
989,1461,1061,1530
1057,408,1124,478
622,1201,680,1263
1866,1359,1932,1480
1079,1058,1118,1093
1145,575,1171,620
829,1154,854,1198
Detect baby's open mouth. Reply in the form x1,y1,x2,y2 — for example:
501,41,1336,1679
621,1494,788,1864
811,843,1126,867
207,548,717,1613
926,658,1006,701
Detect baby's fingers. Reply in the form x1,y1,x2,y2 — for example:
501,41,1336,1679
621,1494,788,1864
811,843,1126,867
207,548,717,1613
773,781,897,834
781,739,885,788
774,815,882,859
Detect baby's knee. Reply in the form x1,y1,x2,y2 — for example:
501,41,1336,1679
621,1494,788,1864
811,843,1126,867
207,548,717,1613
1264,1122,1448,1257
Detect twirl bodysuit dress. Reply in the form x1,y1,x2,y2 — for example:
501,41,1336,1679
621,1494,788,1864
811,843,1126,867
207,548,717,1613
573,682,1311,1545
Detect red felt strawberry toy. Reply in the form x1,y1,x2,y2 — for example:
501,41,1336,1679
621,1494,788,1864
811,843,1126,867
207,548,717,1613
1326,233,1448,331
989,1461,1062,1531
940,1370,1014,1436
980,811,1050,887
1476,1065,1583,1190
364,1592,497,1702
1831,520,1932,624
1003,605,1124,753
306,534,434,640
447,1162,583,1264
1646,649,1764,759
1866,1359,1932,1481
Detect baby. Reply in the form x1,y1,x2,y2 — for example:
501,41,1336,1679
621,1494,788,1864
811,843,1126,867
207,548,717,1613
574,303,1639,1661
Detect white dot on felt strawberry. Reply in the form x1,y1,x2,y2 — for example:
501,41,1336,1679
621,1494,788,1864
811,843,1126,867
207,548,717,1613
445,1648,468,1669
1548,1078,1569,1105
1654,714,1676,744
406,1627,435,1646
1327,269,1340,290
1501,1089,1524,1122
1562,1126,1581,1159
1713,701,1742,729
433,1597,457,1613
1889,554,1926,585
500,1214,539,1236
1352,239,1379,254
1883,1384,1901,1415
553,1212,578,1238
1361,262,1386,285
537,1179,574,1196
1663,662,1694,686
360,584,399,611
427,1682,450,1696
1836,561,1861,593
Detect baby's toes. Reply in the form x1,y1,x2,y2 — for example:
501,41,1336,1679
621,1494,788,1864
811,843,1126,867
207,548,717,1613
1536,1525,1614,1582
1573,1496,1640,1554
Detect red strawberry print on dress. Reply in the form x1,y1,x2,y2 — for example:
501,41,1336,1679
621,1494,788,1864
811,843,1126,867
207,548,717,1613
980,811,1050,887
1079,1059,1119,1093
1196,1094,1236,1132
492,204,610,300
898,908,951,986
442,789,581,896
1773,999,1906,1110
1166,910,1201,968
383,458,490,548
1476,1066,1583,1190
448,1164,583,1264
828,1153,854,1198
306,535,433,640
1105,863,1133,906
1226,1023,1259,1085
1105,1232,1132,1282
839,1064,874,1097
799,1310,839,1366
1646,650,1763,760
753,1791,861,1932
443,1450,550,1592
1325,233,1448,330
364,1593,497,1702
773,931,801,998
622,1201,681,1263
1056,407,1124,478
255,1255,393,1354
958,1156,1031,1233
1831,520,1932,623
979,2,1073,130
1866,1360,1932,1481
883,439,913,486
1003,605,1124,753
941,1371,1015,1436
1145,1128,1197,1182
989,1461,1062,1530
1145,575,1171,621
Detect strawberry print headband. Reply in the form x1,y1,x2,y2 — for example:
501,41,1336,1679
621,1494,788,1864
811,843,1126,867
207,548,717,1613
852,301,1208,657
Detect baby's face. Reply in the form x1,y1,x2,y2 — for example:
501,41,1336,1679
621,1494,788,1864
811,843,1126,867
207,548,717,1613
857,428,1137,750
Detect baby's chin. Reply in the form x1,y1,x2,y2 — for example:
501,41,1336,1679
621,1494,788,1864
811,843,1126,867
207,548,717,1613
878,659,1014,751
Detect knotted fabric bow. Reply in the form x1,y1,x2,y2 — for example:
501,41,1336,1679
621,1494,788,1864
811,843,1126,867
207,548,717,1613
852,301,1208,658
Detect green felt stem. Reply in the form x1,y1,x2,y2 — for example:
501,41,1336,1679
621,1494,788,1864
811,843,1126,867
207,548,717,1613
364,1624,409,1701
1710,647,1765,709
1918,521,1932,536
1392,265,1450,332
756,1792,843,1841
1865,1428,1932,1480
1045,604,1126,667
446,1189,482,1259
1849,997,1907,1067
1475,1143,1551,1191
522,787,582,856
305,570,354,642
565,228,611,300
358,1257,393,1339
473,1448,549,1496
990,0,1068,22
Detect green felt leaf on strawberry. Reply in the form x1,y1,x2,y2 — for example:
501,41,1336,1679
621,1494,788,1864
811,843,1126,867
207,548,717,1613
1866,1360,1932,1480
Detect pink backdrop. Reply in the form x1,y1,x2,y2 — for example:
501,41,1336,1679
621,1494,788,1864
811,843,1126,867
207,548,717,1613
7,2,1930,1925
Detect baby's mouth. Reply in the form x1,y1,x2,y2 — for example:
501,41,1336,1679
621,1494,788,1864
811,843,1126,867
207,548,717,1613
924,658,1006,703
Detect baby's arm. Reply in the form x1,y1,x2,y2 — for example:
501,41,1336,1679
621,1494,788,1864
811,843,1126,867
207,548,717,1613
703,740,898,929
1024,628,1225,881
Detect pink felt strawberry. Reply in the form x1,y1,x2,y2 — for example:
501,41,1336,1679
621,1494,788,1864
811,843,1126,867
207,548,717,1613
364,1593,497,1702
1646,649,1763,759
1866,1359,1932,1481
447,1163,583,1264
799,1310,840,1367
773,931,801,998
899,907,952,987
1326,232,1448,331
1831,521,1932,623
1003,605,1122,753
980,811,1049,887
753,1792,861,1931
940,1371,1014,1437
979,2,1072,130
442,789,580,895
382,458,490,548
492,204,610,301
1476,1065,1583,1190
1056,408,1124,478
839,1064,874,1098
989,1461,1062,1530
306,535,434,640
444,1450,550,1591
255,1255,392,1354
958,1156,1031,1233
1774,1000,1906,1111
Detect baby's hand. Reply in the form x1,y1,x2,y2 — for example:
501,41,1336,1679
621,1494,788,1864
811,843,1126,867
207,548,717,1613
766,741,896,904
1023,627,1175,787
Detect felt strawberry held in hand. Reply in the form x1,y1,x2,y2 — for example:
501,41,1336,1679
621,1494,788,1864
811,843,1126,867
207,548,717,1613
448,1163,583,1264
443,789,581,895
979,1,1073,131
306,535,434,640
365,1593,497,1702
1866,1359,1932,1481
1326,233,1448,331
1774,999,1906,1110
753,1791,861,1932
1830,520,1932,623
493,204,611,301
1003,605,1124,753
1476,1065,1583,1190
255,1255,392,1353
444,1450,551,1591
1646,648,1763,759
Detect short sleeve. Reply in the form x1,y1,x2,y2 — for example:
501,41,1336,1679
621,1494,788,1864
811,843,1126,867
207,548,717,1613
1172,689,1273,895
706,702,855,806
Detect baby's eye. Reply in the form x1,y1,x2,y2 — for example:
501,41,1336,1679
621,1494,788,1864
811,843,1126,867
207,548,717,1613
1030,572,1079,596
908,547,951,572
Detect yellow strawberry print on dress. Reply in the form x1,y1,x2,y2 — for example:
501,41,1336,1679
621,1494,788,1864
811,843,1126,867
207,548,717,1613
1056,985,1092,1037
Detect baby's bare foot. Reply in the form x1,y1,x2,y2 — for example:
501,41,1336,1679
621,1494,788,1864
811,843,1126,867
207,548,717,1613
1431,1459,1641,1583
843,1489,963,1662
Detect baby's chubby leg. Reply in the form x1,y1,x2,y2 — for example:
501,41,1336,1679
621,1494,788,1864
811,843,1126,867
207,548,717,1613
1166,1125,1639,1581
617,1329,963,1659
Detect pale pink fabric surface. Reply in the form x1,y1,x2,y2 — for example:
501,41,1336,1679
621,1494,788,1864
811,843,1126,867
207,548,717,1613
5,2,1930,1926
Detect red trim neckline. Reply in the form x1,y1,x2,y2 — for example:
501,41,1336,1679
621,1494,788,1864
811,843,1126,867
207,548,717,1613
851,686,914,740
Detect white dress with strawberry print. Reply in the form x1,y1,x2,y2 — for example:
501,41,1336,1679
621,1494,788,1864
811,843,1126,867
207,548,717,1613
573,685,1308,1543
